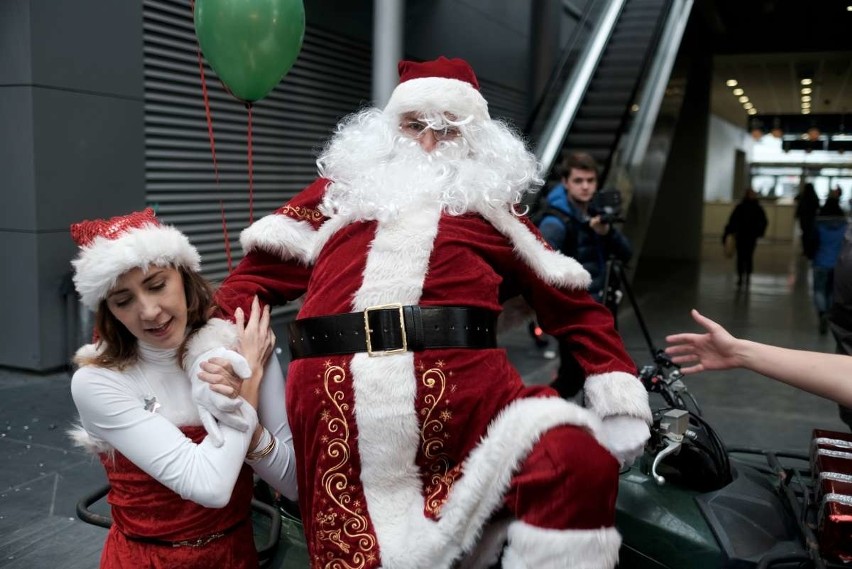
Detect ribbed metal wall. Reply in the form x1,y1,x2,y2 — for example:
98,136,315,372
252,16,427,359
142,0,372,283
479,77,528,132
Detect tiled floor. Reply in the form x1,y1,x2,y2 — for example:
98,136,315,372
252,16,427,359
0,237,847,568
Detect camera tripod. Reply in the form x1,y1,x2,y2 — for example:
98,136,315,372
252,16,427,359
601,256,670,365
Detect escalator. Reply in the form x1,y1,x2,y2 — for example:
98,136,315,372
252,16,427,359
529,0,693,185
565,0,668,174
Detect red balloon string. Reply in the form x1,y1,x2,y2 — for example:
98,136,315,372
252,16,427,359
220,200,233,273
247,103,255,225
191,0,232,272
196,48,220,185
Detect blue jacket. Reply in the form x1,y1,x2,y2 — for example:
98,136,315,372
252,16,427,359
538,184,632,298
814,217,848,269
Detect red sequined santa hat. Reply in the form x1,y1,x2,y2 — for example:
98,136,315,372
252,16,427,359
70,208,201,310
383,56,490,121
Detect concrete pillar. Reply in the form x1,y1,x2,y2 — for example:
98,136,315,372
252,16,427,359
0,0,145,370
372,0,405,107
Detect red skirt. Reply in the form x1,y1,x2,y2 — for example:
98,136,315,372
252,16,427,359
98,426,258,569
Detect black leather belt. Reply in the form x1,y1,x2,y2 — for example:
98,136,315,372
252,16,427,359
288,304,498,359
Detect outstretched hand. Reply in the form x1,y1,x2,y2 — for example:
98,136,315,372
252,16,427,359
664,309,741,374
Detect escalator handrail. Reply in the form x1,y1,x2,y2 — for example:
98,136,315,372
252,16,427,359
535,0,628,175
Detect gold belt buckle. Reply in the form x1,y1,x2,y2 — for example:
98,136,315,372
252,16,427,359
363,303,407,357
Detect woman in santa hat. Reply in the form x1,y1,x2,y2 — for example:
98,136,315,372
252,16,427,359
67,208,297,568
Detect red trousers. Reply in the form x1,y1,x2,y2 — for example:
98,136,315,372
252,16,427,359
503,424,619,529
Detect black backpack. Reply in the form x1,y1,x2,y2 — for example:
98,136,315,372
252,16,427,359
529,200,579,257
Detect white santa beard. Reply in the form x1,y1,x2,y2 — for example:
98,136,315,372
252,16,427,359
318,109,541,223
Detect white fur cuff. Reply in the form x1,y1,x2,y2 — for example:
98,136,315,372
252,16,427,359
502,522,621,569
240,213,318,264
182,318,239,371
584,372,652,424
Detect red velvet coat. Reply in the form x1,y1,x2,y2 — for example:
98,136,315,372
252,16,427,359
214,179,650,568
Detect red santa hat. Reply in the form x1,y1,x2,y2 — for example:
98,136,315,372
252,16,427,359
70,208,201,310
384,56,490,121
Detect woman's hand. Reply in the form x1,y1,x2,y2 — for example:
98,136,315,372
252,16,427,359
233,297,275,409
235,296,275,373
197,357,244,399
664,309,743,374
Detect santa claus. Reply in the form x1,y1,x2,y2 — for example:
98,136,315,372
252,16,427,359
189,56,651,569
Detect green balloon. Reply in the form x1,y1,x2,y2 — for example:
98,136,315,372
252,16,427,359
195,0,305,103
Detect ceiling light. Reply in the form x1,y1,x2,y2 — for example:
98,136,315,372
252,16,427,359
747,109,757,115
802,102,811,109
726,79,738,87
744,102,754,110
802,95,812,102
847,5,852,10
733,88,744,96
738,96,749,103
801,78,813,86
801,87,812,95
803,109,811,114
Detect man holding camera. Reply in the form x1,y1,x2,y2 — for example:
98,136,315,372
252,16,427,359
537,152,633,397
538,152,632,303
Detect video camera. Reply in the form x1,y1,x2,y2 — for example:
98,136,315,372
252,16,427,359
588,188,624,225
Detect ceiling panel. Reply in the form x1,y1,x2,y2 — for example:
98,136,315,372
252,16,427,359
711,52,852,128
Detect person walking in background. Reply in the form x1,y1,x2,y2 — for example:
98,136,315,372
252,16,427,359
795,183,820,260
812,189,848,334
828,220,852,430
722,188,768,287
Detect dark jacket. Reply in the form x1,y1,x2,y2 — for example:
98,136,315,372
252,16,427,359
723,199,767,244
538,184,632,298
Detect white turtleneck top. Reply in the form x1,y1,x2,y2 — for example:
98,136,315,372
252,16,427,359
70,342,297,507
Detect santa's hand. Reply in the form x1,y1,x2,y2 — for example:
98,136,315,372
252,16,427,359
190,347,253,446
600,415,650,467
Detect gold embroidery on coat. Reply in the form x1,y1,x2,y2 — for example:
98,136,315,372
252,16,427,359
420,365,461,516
317,363,376,568
280,205,324,223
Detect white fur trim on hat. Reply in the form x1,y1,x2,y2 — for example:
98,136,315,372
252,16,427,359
384,77,490,121
72,224,201,310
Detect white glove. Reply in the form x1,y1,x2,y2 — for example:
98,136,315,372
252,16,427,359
190,347,253,447
600,415,651,467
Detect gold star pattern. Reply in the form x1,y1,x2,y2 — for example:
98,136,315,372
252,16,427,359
436,360,445,368
440,410,452,421
324,359,332,368
321,409,331,422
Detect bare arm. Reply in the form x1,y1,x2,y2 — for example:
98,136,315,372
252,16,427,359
665,309,852,407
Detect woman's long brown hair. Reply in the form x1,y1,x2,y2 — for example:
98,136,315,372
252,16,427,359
74,266,213,370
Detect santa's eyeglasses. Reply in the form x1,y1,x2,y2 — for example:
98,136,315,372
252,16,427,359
398,120,462,141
